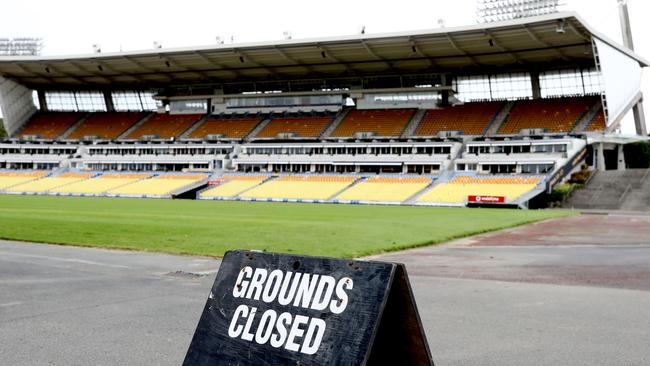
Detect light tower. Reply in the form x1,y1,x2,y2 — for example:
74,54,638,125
476,0,560,23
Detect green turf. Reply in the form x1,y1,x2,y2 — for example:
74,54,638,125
0,195,576,258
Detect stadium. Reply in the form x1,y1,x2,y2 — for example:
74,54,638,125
1,1,650,365
0,11,647,209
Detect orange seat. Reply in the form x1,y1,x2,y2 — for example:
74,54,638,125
331,109,414,137
17,112,85,139
498,97,594,134
256,116,333,138
416,102,502,136
126,113,202,139
189,117,261,139
68,112,147,140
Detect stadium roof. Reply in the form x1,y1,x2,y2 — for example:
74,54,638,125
0,12,647,90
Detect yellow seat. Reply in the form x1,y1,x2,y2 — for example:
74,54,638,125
108,175,206,196
6,173,93,193
417,176,541,204
0,171,47,190
200,176,267,198
336,177,431,202
52,174,150,194
240,176,356,200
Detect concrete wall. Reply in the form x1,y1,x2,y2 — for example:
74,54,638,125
0,76,38,136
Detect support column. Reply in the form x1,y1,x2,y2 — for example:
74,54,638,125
617,144,626,171
37,90,48,111
103,91,115,112
597,142,606,172
632,101,647,136
530,71,541,99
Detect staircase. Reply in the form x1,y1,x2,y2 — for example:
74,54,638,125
402,178,437,204
571,102,603,134
320,108,351,139
485,101,515,136
400,109,427,138
326,176,363,201
244,117,272,141
179,114,210,139
59,112,91,139
564,169,650,211
116,112,154,140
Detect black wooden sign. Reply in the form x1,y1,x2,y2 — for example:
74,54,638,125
183,250,434,366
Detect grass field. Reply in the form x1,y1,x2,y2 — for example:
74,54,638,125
0,195,576,258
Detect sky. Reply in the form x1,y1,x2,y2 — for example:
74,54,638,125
1,0,648,133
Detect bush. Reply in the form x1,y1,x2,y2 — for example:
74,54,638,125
569,165,591,185
624,142,650,169
0,118,5,138
550,183,574,202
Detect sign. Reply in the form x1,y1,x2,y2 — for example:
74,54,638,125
183,250,434,366
468,195,506,203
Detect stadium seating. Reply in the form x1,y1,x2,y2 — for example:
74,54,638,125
585,111,606,132
6,172,93,193
51,173,151,195
240,175,357,200
415,102,503,136
416,176,542,204
498,97,593,134
0,171,47,190
188,117,262,139
255,116,333,138
107,174,207,196
199,175,268,198
67,112,147,140
126,113,203,139
331,109,415,137
17,112,85,139
335,176,432,202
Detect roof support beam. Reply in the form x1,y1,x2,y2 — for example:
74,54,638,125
315,44,355,74
445,34,480,67
193,52,240,78
360,40,397,71
273,46,317,74
484,30,520,63
522,25,570,61
158,54,209,79
42,64,85,84
121,56,173,82
408,38,436,69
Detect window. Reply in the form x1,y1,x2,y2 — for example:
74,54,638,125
75,91,106,111
454,75,491,102
490,73,532,100
45,91,77,111
113,91,158,111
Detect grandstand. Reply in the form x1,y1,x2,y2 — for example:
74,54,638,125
67,112,147,140
0,170,46,190
199,175,268,199
0,12,648,207
188,117,261,140
107,174,208,198
126,113,202,139
254,115,334,139
17,112,84,139
330,109,414,138
416,176,543,205
415,102,503,136
335,176,432,203
5,172,93,193
51,173,151,195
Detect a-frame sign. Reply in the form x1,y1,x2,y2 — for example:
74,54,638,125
183,250,434,365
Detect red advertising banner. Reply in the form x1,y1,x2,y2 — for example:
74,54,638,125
467,195,506,203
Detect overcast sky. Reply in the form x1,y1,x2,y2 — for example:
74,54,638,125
1,0,648,132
